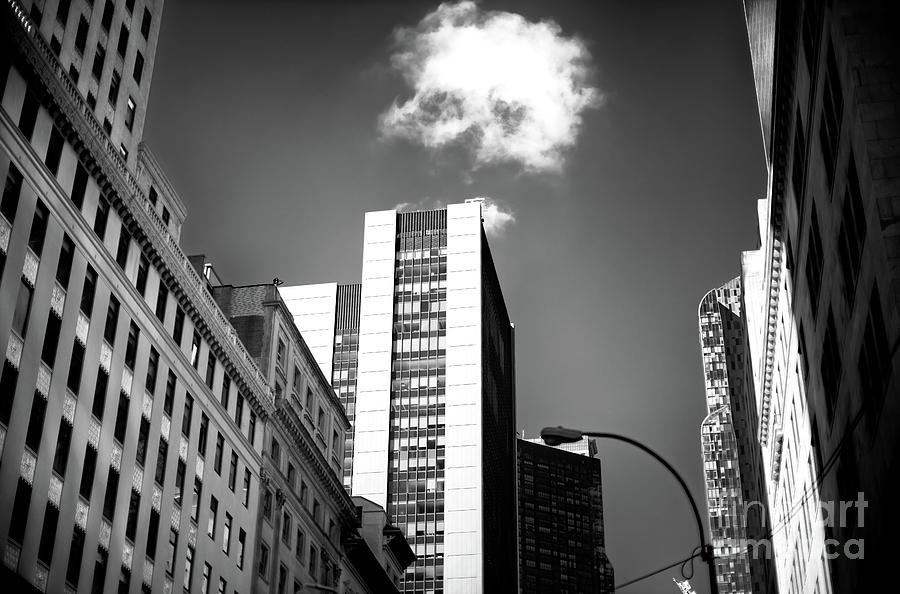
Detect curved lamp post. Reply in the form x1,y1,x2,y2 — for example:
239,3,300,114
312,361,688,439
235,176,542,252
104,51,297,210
540,426,719,594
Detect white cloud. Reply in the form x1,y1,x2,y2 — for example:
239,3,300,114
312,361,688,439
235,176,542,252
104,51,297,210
473,197,516,236
379,1,600,173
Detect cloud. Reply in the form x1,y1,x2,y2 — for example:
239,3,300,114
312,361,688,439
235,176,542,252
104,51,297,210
478,198,516,236
379,1,600,173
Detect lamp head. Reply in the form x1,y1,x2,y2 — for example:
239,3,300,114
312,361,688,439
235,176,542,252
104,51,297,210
540,426,583,446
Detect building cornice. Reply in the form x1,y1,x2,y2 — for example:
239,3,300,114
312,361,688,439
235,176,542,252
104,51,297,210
2,1,275,418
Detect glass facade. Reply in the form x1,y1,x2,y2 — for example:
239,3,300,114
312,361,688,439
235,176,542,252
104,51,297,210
331,284,360,490
388,212,448,593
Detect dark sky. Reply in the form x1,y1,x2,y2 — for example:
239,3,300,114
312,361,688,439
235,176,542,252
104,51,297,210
144,1,767,592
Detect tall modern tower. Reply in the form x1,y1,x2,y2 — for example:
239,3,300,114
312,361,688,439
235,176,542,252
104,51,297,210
283,200,518,594
698,279,774,594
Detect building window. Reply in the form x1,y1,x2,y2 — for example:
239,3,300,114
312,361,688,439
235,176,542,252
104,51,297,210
156,284,168,323
66,527,85,586
206,352,216,389
26,391,48,452
165,528,178,575
313,499,321,525
67,341,85,394
860,284,891,424
134,51,144,84
308,545,318,577
183,545,195,591
282,511,292,545
276,337,286,369
102,469,120,520
221,374,231,409
229,452,238,491
125,491,140,540
116,227,131,269
258,542,270,578
92,369,108,420
198,413,209,457
45,127,64,175
278,564,288,594
819,42,843,191
300,481,308,508
146,347,159,393
271,438,281,468
136,418,149,466
125,97,136,131
237,529,246,569
136,254,149,295
113,392,129,442
12,279,33,337
175,460,186,505
108,70,121,105
75,16,89,54
242,469,251,507
155,439,168,485
18,89,39,140
141,7,152,39
162,207,170,226
164,371,176,416
287,463,295,489
173,307,185,345
263,489,273,521
28,199,50,256
191,331,202,369
223,513,232,554
248,411,257,445
805,206,824,320
94,195,110,238
38,508,60,570
235,393,244,427
146,510,160,560
50,35,62,56
295,528,305,561
41,313,62,368
182,393,194,437
821,309,842,421
81,266,97,316
9,479,32,543
101,0,114,31
125,321,139,369
52,421,72,477
117,24,129,58
80,447,97,500
87,91,97,110
837,157,866,307
2,163,23,222
208,496,218,538
191,477,202,522
214,433,224,474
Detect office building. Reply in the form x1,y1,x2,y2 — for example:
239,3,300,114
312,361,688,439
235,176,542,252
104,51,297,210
740,0,899,591
517,437,614,594
0,1,276,593
211,280,414,593
283,201,518,593
698,278,775,594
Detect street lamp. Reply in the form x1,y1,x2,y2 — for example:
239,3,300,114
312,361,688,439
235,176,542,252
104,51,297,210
540,426,719,594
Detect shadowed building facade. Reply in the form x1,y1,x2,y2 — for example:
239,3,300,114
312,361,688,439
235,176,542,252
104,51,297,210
740,0,900,591
517,437,614,594
283,201,518,594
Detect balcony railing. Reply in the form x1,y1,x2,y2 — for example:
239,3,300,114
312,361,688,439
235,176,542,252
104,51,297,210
3,0,275,412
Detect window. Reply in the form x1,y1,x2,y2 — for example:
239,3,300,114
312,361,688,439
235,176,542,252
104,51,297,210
0,363,19,425
242,469,251,507
102,468,119,520
67,341,85,393
38,503,59,564
200,564,211,594
75,16,89,54
206,352,216,389
237,529,246,569
125,491,140,540
125,321,139,368
94,195,110,238
271,438,281,468
2,163,23,222
103,118,112,136
276,337,286,369
154,439,168,485
87,92,97,109
208,496,218,538
117,24,129,58
108,70,121,105
183,546,195,591
115,227,131,269
162,207,170,225
860,284,891,424
25,391,47,451
198,413,209,457
66,527,85,585
125,0,135,13
235,393,244,427
820,42,843,190
28,3,41,26
133,254,149,296
101,0,114,31
46,127,64,175
278,564,287,594
41,313,62,368
50,245,75,297
136,418,149,466
68,64,80,84
164,371,176,415
305,387,313,409
146,510,160,560
214,433,224,474
223,513,232,554
92,44,106,80
300,481,308,508
50,35,62,57
113,392,129,442
182,393,194,437
28,199,49,256
317,407,325,429
80,446,97,499
228,452,239,492
70,163,88,209
308,545,318,577
313,499,321,525
282,511,292,544
141,7,152,39
191,477,202,522
18,89,39,140
175,460,186,505
287,463,295,489
248,411,257,445
165,528,178,575
218,578,226,594
805,206,824,320
295,528,305,561
92,369,108,420
10,479,33,543
146,347,159,392
837,158,866,307
221,374,231,409
173,307,185,345
292,367,302,394
91,547,108,594
821,309,842,421
133,51,144,84
81,266,97,315
191,331,202,369
125,97,136,131
148,186,158,206
258,541,269,577
156,283,168,323
56,0,70,24
52,421,72,476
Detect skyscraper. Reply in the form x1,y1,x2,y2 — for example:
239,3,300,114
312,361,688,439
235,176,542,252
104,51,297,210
283,200,518,593
740,0,899,591
517,437,614,594
698,279,774,594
